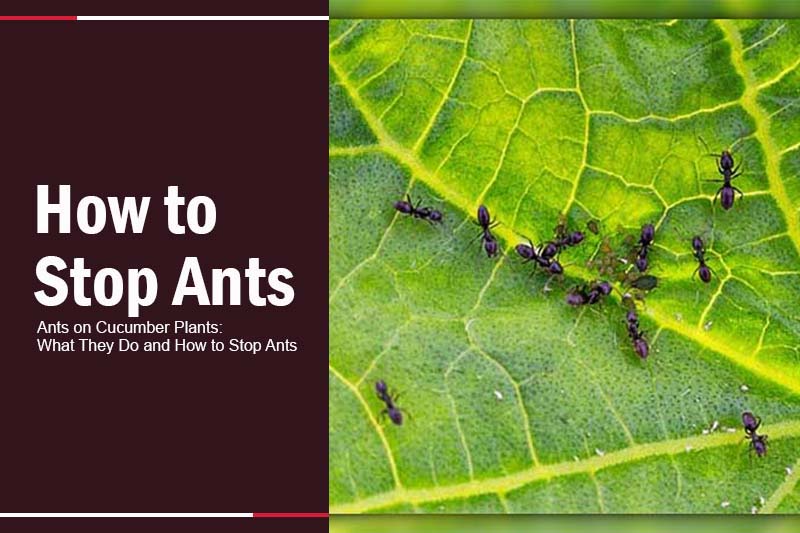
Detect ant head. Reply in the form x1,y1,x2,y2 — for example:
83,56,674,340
596,280,612,296
635,256,648,272
429,210,443,222
568,231,585,246
626,309,638,324
549,260,564,275
375,380,388,394
640,223,655,244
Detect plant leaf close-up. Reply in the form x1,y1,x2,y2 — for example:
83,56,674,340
329,19,800,513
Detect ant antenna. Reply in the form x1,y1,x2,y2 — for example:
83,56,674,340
696,135,724,158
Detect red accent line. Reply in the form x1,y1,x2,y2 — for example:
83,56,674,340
0,16,76,20
253,513,329,518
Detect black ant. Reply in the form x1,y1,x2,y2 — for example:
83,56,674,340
634,223,655,272
473,204,499,258
626,309,649,359
742,411,767,457
566,280,611,306
699,137,744,210
375,379,405,426
393,194,443,224
515,239,564,275
692,236,713,283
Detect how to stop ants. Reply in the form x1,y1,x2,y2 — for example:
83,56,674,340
375,379,405,426
742,411,768,457
472,204,500,258
566,280,611,306
626,309,649,359
699,137,744,210
692,236,713,283
394,194,443,224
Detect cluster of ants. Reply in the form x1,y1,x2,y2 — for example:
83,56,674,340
383,144,767,455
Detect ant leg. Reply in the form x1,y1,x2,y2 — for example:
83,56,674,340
703,179,725,183
712,187,721,205
464,231,484,249
697,135,714,155
379,409,388,423
732,186,744,199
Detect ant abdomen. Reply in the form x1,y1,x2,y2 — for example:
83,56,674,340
633,337,649,359
698,264,712,283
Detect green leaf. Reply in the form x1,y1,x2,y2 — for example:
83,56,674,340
329,19,800,514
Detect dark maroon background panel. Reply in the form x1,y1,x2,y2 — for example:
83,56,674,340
0,20,328,516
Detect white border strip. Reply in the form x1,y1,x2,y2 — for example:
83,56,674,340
77,16,328,21
0,513,252,518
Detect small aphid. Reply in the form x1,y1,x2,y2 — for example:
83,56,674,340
742,411,761,436
393,194,443,224
692,236,713,283
628,274,659,291
375,379,405,426
700,139,744,210
587,220,600,235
